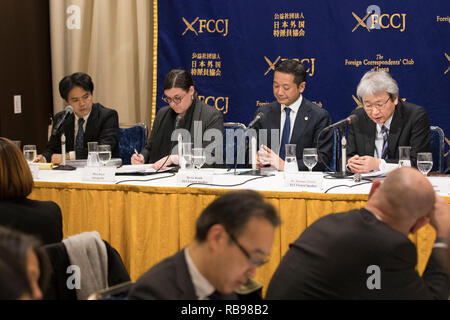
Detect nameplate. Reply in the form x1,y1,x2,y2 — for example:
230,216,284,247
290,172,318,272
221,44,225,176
428,177,450,195
177,170,213,185
82,167,116,182
284,172,323,191
29,164,40,180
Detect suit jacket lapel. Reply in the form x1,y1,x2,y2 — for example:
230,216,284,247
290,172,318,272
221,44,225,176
264,103,281,149
84,103,99,143
365,118,376,157
176,249,198,299
290,99,310,145
386,103,404,158
63,113,75,151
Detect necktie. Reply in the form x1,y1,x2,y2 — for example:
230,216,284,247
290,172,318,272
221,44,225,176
381,125,389,160
76,118,85,155
208,290,223,300
279,107,291,160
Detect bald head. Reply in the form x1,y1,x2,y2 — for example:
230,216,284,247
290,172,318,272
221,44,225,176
368,167,435,223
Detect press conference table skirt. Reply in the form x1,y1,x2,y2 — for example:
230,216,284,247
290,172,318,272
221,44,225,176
29,172,446,292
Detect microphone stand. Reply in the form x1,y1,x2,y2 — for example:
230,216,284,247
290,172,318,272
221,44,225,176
327,127,353,178
53,133,76,171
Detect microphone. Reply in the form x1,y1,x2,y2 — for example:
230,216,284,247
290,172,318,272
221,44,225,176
322,114,357,131
52,105,73,136
174,114,184,129
247,112,264,129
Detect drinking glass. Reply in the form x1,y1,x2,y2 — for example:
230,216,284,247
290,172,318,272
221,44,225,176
182,143,193,169
88,142,98,153
284,144,298,173
98,145,111,166
192,148,206,169
417,152,433,176
398,146,411,167
303,148,318,172
23,145,37,164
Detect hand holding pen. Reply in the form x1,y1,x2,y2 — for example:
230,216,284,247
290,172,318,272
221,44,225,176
131,148,145,165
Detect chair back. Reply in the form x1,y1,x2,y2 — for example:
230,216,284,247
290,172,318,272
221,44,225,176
430,126,445,173
223,122,247,168
118,124,148,165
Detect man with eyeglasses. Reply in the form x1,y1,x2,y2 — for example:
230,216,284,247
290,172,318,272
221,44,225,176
128,190,281,300
346,70,431,173
36,72,119,164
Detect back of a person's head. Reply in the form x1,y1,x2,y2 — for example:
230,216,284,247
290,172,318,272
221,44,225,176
0,137,33,200
373,167,435,221
0,226,51,299
0,247,32,299
195,190,281,242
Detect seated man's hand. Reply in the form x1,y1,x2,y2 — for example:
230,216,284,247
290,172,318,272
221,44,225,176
257,145,284,171
151,155,178,170
429,195,450,238
35,155,46,163
131,153,145,165
347,155,380,173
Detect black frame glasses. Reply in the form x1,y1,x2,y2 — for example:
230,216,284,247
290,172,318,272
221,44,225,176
162,93,186,105
227,232,268,267
363,96,391,111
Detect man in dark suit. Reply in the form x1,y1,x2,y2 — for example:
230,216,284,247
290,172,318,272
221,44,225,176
254,59,334,171
347,70,430,173
128,190,281,300
265,167,449,299
37,72,119,164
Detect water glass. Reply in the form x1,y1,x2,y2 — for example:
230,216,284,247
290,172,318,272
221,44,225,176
303,148,318,172
88,141,98,153
284,144,298,173
98,145,112,166
417,152,433,175
182,143,193,169
192,148,206,169
398,146,411,167
23,145,37,164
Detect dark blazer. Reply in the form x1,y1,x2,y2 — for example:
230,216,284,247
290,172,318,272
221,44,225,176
254,98,334,171
265,208,449,299
142,98,224,164
128,248,237,300
43,103,119,162
347,100,431,166
0,198,62,245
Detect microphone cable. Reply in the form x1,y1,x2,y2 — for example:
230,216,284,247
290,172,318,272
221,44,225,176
186,175,267,188
315,128,336,173
115,172,176,185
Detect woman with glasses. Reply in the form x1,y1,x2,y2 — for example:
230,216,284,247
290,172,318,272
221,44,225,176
131,69,224,168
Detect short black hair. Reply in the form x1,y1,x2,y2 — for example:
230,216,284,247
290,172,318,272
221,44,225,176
163,69,194,92
195,190,281,242
59,72,94,101
275,59,307,86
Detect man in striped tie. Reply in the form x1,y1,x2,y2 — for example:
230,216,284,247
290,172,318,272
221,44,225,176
347,71,431,174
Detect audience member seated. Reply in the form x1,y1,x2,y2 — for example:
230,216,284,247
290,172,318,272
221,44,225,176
266,167,449,299
0,226,51,300
131,69,224,169
36,72,119,164
347,70,431,173
128,190,281,300
0,137,63,245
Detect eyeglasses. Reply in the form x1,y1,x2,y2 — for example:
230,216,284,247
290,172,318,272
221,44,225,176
363,96,391,111
227,232,268,267
162,93,187,105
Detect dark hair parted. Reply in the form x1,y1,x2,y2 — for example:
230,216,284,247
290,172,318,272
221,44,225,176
59,72,94,101
0,226,51,297
0,137,33,200
195,190,281,242
275,59,307,86
163,69,195,92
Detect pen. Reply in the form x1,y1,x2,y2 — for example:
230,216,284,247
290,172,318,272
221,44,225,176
134,148,139,155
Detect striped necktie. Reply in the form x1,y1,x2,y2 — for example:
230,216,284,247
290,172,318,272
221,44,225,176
279,107,291,160
381,125,389,160
76,118,85,155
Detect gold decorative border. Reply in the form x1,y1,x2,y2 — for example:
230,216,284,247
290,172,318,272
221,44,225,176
151,0,158,130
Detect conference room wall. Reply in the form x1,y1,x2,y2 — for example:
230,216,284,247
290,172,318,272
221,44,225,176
0,0,53,153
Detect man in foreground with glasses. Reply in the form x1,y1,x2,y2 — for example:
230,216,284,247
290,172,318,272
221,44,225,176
347,70,431,173
266,167,449,299
128,190,281,300
36,72,119,164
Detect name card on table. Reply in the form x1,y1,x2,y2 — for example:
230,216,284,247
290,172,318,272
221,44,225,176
29,164,40,180
284,172,323,191
428,177,450,195
177,169,213,185
82,167,116,182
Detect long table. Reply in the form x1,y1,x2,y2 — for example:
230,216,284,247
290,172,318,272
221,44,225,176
29,168,449,293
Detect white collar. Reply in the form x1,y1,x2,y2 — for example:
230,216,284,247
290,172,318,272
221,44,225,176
281,94,302,113
376,113,394,133
184,247,215,300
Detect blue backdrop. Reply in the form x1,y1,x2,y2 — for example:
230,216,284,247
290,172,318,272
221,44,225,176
156,0,450,159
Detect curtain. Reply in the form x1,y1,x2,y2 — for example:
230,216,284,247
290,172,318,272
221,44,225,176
49,0,155,128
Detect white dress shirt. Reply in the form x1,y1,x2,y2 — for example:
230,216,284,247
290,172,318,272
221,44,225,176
279,94,303,145
184,247,215,300
74,111,91,145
